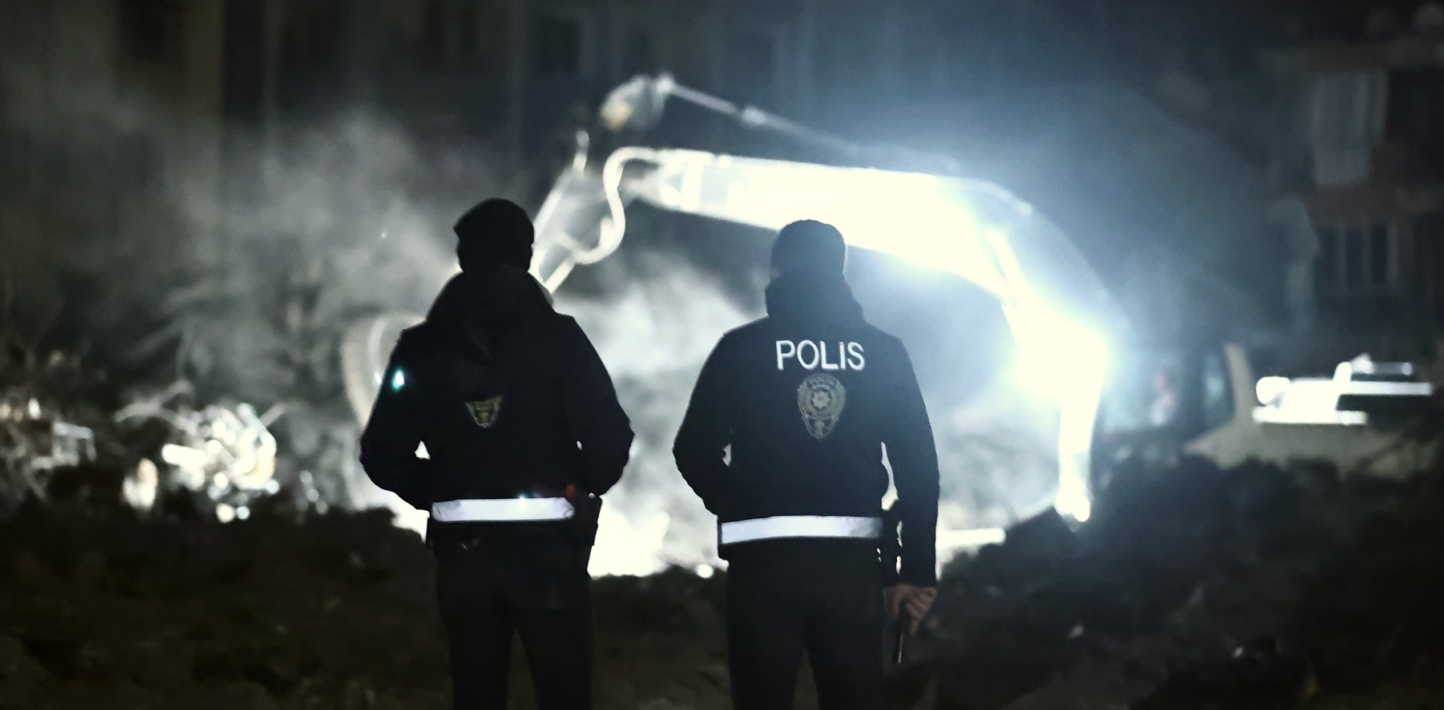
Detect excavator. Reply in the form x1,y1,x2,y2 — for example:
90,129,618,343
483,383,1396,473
341,73,1438,565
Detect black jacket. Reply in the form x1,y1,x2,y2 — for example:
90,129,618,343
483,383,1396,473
673,271,941,586
360,267,633,512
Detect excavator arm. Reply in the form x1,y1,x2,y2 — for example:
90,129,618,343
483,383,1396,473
530,131,1122,521
344,73,1124,523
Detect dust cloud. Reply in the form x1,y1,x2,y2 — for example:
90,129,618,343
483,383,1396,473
558,254,758,575
5,48,1059,576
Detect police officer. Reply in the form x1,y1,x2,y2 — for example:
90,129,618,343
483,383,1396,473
361,198,633,710
674,220,940,710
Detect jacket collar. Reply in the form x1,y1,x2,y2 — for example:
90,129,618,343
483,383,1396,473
426,267,553,354
764,271,864,326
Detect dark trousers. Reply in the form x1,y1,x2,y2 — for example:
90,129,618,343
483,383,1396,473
433,524,592,710
725,539,886,710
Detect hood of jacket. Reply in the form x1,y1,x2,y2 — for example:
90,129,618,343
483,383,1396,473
425,267,553,352
763,270,865,326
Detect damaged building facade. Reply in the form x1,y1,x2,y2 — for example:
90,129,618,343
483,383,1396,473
1268,8,1444,357
7,2,1444,345
0,0,1361,332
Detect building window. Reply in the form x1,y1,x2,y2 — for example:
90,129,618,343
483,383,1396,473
1317,222,1397,300
1369,224,1389,285
281,4,341,71
223,0,266,121
533,15,581,76
0,131,34,202
458,4,479,60
1310,72,1388,188
414,0,446,69
309,4,343,67
1318,226,1338,297
1421,213,1444,322
1386,69,1444,179
120,0,185,66
1344,227,1364,288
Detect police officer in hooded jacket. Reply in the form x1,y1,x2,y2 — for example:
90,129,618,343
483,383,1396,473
360,198,633,710
674,220,940,710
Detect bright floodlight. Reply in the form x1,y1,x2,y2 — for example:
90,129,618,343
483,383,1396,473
592,148,1123,521
599,74,670,132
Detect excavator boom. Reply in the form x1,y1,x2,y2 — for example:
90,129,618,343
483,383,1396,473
530,141,1122,521
344,74,1124,531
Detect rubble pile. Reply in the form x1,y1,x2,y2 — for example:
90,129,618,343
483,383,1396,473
0,504,731,710
0,391,99,513
918,456,1444,710
113,383,289,521
0,340,117,517
1,329,361,524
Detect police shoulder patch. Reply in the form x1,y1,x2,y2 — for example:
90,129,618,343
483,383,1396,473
797,374,847,440
466,396,504,429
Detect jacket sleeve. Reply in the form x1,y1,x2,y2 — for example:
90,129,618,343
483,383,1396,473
882,341,941,586
672,337,735,514
560,320,634,496
359,336,438,510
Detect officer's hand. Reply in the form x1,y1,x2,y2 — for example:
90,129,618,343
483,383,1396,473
889,584,937,634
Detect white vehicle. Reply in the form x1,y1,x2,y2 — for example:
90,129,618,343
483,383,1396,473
1094,342,1439,485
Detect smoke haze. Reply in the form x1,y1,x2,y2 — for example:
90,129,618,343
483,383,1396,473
558,253,758,573
4,41,1063,575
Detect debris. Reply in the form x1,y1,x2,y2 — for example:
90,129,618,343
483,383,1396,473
912,455,1444,710
0,392,98,510
123,458,160,511
114,383,282,519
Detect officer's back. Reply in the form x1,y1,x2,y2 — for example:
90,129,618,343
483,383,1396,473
361,198,632,710
675,220,940,710
685,273,930,529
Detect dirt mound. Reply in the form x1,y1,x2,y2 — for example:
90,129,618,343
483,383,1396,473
913,457,1444,710
0,505,729,710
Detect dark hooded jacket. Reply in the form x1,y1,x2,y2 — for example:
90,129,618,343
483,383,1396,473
360,267,633,513
673,271,941,585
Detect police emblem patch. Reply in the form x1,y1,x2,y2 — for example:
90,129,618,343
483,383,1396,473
466,396,504,429
797,374,847,440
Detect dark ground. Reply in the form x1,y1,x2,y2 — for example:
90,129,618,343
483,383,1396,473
911,455,1444,710
4,454,1444,710
0,501,736,710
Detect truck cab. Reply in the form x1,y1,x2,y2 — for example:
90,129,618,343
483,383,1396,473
1092,341,1439,491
